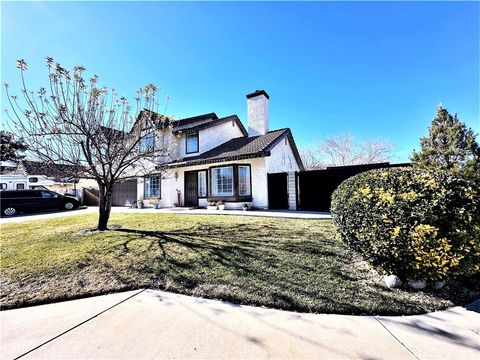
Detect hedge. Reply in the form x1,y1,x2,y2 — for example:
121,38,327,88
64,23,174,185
331,167,480,281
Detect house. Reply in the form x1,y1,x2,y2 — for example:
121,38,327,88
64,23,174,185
134,90,304,210
9,160,97,195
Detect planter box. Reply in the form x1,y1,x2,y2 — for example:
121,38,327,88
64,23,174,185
207,206,217,210
218,205,225,210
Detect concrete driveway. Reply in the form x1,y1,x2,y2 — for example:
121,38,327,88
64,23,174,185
1,290,478,359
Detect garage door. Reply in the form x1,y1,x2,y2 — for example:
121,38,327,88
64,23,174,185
112,180,137,206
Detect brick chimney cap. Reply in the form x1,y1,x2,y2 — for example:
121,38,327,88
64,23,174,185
246,90,270,100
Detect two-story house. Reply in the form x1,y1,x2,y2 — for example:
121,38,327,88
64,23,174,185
134,90,304,210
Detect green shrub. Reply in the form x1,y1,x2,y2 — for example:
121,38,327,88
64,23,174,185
331,167,480,281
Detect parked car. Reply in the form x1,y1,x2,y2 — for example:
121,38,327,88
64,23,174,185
0,190,81,216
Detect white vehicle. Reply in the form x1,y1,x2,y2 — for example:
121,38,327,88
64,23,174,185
0,175,55,191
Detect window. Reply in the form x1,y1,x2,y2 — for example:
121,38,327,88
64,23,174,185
41,191,57,198
139,133,155,153
29,177,38,183
16,183,25,190
211,167,233,196
238,166,251,196
198,171,207,197
0,183,7,190
186,133,199,154
144,176,161,199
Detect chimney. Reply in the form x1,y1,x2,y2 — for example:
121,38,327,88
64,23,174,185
246,90,269,137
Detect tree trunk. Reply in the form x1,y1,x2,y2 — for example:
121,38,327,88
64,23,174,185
97,183,114,231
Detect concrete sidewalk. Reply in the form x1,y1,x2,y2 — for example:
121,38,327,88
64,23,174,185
0,206,331,224
1,290,478,360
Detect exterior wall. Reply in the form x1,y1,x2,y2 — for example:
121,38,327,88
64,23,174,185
156,158,269,209
265,136,301,173
247,95,269,136
175,121,244,159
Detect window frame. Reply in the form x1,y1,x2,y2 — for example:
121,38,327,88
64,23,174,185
144,175,161,199
208,164,252,202
185,132,199,154
139,132,155,154
238,165,252,196
198,170,208,198
210,166,234,197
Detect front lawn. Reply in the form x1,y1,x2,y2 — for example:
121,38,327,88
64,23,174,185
1,213,478,314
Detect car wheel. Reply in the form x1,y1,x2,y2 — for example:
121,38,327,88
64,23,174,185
64,202,74,210
3,207,16,216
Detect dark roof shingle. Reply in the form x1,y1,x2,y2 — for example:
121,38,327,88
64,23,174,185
167,128,304,170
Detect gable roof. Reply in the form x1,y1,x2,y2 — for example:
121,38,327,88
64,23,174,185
173,115,248,137
167,128,304,170
17,160,86,180
131,109,219,133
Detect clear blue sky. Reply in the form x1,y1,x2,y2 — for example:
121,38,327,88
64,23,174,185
1,1,479,162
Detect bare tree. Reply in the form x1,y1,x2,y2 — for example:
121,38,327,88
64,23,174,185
301,134,395,168
4,58,176,230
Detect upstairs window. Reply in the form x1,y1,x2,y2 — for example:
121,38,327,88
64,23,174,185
186,133,199,154
139,133,155,153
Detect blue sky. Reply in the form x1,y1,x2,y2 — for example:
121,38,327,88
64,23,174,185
1,1,479,162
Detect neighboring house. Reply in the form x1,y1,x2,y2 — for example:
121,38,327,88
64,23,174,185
9,160,97,195
134,90,304,210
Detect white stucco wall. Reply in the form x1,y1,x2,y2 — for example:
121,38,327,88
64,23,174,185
265,136,301,173
155,158,268,209
176,120,244,159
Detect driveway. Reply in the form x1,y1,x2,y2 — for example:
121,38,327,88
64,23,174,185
0,206,331,224
1,290,478,359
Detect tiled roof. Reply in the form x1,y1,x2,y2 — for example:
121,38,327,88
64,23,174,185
19,160,86,180
173,115,248,137
167,128,304,170
172,113,218,127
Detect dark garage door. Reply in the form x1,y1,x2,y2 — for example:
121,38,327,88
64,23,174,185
268,173,288,209
112,180,137,206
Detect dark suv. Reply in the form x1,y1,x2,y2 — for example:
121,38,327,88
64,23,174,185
0,190,81,216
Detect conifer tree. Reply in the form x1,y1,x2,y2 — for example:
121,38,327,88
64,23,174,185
411,104,480,182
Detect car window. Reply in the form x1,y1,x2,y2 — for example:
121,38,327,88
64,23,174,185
41,191,57,198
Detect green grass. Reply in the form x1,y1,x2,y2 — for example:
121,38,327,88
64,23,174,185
1,213,478,315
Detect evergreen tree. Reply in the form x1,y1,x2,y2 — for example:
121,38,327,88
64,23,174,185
0,130,27,163
411,104,480,181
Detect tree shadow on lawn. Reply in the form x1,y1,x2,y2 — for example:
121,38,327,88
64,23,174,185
97,225,479,316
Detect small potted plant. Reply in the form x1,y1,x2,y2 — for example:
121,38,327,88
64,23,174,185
207,201,217,210
242,203,248,211
136,197,144,209
152,197,161,209
217,200,225,210
149,196,157,208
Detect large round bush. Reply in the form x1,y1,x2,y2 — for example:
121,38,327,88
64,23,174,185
331,167,480,281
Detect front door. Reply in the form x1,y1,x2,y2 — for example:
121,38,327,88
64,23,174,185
184,171,198,207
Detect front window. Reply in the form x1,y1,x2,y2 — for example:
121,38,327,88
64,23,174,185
144,176,161,199
16,183,25,190
198,171,207,197
139,133,155,153
238,166,251,196
211,166,233,196
186,133,199,154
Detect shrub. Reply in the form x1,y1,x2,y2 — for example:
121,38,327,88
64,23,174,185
331,167,480,281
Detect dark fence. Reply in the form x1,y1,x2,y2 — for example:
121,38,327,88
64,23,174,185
297,163,410,212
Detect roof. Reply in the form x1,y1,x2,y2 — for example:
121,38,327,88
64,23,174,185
167,128,304,170
173,115,248,137
18,160,86,180
172,113,218,127
131,110,219,133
